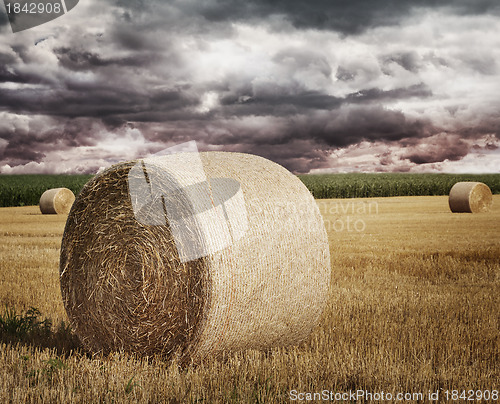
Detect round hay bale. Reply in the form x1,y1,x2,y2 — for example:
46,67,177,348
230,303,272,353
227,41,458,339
59,152,331,363
448,182,493,213
39,187,75,214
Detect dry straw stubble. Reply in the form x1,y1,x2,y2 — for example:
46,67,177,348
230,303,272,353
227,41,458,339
39,187,75,214
448,182,493,213
59,152,331,364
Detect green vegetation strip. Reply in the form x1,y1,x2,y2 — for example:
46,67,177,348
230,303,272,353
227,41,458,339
0,173,499,207
298,173,500,199
0,175,92,207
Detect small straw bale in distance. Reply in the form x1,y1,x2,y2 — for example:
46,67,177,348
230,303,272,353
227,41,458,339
448,181,493,213
39,187,75,214
59,152,331,364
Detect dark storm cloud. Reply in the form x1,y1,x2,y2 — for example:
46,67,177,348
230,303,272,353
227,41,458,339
0,51,24,83
0,116,95,162
52,119,102,147
184,0,500,34
401,135,469,164
0,8,8,30
241,141,332,174
54,47,156,70
0,87,129,118
455,114,500,139
0,51,16,66
208,135,333,174
218,73,431,116
298,106,435,147
220,90,343,115
336,66,356,82
200,105,436,159
345,84,433,104
0,52,55,85
0,66,21,83
0,123,50,166
0,79,198,123
0,25,433,125
9,44,30,63
127,103,440,173
195,105,439,173
381,52,422,73
1,0,499,174
106,0,500,36
0,139,46,166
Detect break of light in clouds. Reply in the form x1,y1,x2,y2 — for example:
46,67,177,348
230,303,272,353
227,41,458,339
0,0,499,174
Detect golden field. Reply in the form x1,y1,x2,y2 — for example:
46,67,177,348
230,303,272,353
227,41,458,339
0,196,498,403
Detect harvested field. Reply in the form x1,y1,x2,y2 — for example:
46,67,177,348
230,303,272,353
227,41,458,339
0,195,499,403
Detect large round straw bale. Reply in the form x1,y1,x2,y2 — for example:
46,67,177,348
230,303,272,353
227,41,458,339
60,152,330,363
39,187,75,214
448,182,493,213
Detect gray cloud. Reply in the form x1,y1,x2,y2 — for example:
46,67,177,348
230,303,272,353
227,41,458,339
401,135,469,164
0,0,499,174
177,0,500,34
0,9,8,30
346,84,433,104
54,47,155,70
381,52,422,74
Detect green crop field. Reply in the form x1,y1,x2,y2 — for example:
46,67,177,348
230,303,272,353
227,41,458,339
299,173,500,199
0,173,499,207
0,175,93,208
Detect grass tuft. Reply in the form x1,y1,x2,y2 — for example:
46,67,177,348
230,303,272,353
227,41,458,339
0,306,51,338
0,306,81,356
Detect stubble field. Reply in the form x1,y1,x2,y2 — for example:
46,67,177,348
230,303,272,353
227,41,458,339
0,195,498,403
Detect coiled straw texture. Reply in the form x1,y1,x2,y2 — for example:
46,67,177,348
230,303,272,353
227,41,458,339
39,187,75,214
449,182,493,213
60,152,331,364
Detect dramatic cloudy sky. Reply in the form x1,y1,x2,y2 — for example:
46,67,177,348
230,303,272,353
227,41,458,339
1,0,499,174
